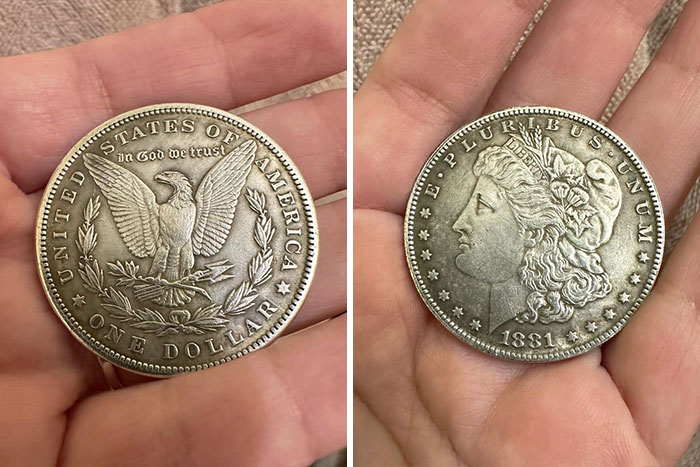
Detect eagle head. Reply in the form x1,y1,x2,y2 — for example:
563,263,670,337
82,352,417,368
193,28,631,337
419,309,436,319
154,171,193,202
154,171,190,187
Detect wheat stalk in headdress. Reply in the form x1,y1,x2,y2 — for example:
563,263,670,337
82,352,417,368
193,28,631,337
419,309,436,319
515,124,551,182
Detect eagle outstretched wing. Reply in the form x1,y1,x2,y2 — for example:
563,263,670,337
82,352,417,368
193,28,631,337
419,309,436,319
192,140,257,256
83,153,160,258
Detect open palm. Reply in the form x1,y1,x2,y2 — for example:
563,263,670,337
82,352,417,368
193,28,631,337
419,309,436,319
0,1,346,465
355,0,700,465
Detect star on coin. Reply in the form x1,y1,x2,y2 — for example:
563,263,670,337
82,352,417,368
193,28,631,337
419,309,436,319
638,251,650,264
618,291,631,304
603,308,616,320
585,321,598,333
276,281,291,295
420,208,432,219
629,273,641,285
438,290,450,301
418,229,430,241
566,330,579,343
469,319,482,331
421,249,432,261
452,306,464,318
72,294,86,308
427,269,439,281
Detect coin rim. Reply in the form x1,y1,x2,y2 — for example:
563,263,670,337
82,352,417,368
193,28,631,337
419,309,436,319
36,103,319,376
404,106,665,362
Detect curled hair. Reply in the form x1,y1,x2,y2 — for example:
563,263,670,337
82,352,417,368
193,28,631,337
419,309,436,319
474,146,612,324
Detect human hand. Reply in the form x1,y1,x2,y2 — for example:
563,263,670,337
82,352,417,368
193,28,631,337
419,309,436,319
354,0,700,465
0,0,346,465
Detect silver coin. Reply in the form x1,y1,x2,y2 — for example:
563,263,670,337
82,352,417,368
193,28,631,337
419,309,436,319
37,104,318,375
405,107,664,361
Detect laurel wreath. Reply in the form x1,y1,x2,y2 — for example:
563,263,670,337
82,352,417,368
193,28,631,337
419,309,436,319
222,189,275,316
76,188,274,336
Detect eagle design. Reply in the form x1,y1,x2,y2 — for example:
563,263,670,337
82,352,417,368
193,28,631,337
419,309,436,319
83,140,257,305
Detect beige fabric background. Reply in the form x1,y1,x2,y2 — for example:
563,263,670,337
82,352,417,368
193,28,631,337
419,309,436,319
0,1,344,466
355,0,700,465
0,0,345,114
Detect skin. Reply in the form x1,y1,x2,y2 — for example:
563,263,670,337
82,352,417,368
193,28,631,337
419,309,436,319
0,0,346,465
355,0,700,465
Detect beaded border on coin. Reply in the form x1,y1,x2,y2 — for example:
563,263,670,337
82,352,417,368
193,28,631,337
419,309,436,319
405,106,664,362
36,103,318,376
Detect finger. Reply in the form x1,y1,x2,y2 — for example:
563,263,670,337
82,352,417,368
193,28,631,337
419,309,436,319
355,352,654,466
354,0,546,214
0,175,34,256
602,209,700,465
0,175,99,380
602,5,700,454
607,0,700,218
242,89,347,200
23,86,346,200
485,0,665,116
353,208,486,464
353,209,424,354
284,197,346,334
468,350,655,466
0,0,345,193
0,178,106,466
354,396,410,466
353,208,526,463
60,315,346,467
353,208,438,461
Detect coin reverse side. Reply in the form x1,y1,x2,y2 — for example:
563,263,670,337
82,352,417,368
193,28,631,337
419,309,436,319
37,104,318,376
405,107,664,361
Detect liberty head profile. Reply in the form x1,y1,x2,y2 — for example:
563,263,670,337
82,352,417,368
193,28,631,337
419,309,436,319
452,126,622,331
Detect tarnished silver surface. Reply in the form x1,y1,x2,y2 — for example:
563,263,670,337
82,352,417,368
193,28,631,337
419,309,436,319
405,107,664,361
37,104,317,376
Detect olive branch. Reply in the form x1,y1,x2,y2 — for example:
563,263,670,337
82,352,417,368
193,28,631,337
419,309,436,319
105,259,214,304
222,188,275,316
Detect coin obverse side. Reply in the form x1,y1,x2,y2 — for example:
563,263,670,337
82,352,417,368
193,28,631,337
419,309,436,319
405,107,664,361
37,104,318,376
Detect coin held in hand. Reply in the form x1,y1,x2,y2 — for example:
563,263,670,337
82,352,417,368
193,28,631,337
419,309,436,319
405,107,663,361
37,104,318,375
